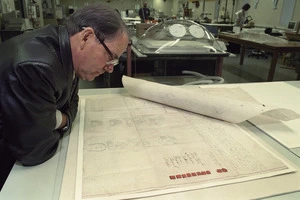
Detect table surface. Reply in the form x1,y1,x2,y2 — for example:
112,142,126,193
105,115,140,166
218,32,300,81
202,23,234,27
1,81,300,200
218,32,300,50
127,45,228,77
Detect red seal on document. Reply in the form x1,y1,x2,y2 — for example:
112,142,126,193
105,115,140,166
222,168,228,172
176,174,182,179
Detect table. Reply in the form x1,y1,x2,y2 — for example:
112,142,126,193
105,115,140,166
1,82,300,200
126,45,229,78
0,30,24,41
218,32,300,81
201,23,234,36
285,31,300,42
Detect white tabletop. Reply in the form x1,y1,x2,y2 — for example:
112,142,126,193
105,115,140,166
1,81,300,200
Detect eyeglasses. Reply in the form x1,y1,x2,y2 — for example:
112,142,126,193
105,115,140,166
96,37,119,67
82,27,119,66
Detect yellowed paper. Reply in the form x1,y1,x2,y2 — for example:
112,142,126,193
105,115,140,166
78,95,295,200
122,76,299,123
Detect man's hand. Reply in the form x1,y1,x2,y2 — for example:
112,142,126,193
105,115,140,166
57,113,68,130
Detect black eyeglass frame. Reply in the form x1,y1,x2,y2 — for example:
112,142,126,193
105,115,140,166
95,36,119,66
82,27,119,66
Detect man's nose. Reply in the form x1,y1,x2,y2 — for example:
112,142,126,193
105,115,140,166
104,64,114,73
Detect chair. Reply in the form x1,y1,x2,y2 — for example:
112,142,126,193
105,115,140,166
247,28,283,59
248,49,268,59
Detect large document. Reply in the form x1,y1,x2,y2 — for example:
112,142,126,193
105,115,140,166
122,76,299,123
74,77,297,200
193,82,300,149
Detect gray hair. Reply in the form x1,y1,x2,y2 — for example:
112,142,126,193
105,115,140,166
65,3,128,41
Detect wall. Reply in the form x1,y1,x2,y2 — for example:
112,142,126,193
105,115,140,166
59,0,153,15
153,0,173,16
56,0,300,28
23,0,44,27
0,0,43,29
0,0,15,13
172,0,300,27
235,0,300,28
173,0,216,20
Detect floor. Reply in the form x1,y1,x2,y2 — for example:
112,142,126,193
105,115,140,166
79,49,299,89
222,50,298,83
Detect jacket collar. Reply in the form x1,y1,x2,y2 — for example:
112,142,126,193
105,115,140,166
58,26,74,80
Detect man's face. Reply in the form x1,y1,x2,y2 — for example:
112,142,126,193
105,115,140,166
73,28,129,81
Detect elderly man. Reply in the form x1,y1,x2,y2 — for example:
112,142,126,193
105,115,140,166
0,3,129,189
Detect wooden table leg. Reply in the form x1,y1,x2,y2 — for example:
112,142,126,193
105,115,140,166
215,57,224,76
267,52,279,81
239,45,245,65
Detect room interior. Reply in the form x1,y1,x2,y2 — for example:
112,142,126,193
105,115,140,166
1,1,300,199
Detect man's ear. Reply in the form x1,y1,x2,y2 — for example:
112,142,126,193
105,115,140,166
80,27,95,49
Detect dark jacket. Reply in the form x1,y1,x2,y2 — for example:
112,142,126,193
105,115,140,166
139,7,150,22
0,25,79,184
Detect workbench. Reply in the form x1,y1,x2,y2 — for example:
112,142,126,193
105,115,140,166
1,81,300,200
218,32,300,81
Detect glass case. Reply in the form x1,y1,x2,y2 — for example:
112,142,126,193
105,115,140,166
133,19,228,56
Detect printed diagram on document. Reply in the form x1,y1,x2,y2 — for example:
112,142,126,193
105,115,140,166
76,93,296,200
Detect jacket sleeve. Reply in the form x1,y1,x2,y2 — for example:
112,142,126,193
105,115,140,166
62,77,79,129
2,63,64,166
